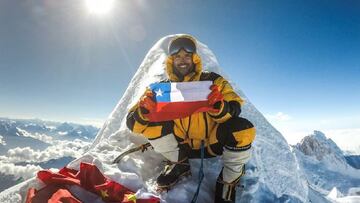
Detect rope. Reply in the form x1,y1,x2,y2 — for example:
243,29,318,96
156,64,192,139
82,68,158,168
191,140,205,203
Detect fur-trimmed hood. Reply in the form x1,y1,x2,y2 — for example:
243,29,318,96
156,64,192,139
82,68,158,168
165,34,203,82
165,53,203,82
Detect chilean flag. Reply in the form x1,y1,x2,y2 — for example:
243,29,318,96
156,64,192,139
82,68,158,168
147,81,213,122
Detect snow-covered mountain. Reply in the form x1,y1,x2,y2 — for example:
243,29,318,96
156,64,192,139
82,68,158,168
0,118,98,142
295,130,350,170
293,131,360,201
0,173,21,193
0,35,359,202
0,119,50,155
0,118,99,193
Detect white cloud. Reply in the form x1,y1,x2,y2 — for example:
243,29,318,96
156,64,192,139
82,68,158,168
269,126,360,154
264,114,360,153
78,117,105,128
0,139,91,163
0,135,5,145
319,116,360,128
16,128,53,144
58,131,68,135
322,128,360,153
265,112,292,122
0,161,42,180
0,139,92,182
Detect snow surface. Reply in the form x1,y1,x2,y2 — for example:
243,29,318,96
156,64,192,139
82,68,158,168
2,34,355,202
326,187,360,203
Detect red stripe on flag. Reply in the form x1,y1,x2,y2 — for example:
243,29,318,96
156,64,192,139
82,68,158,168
146,101,213,122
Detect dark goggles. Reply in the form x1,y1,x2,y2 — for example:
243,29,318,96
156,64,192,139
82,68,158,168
168,37,196,55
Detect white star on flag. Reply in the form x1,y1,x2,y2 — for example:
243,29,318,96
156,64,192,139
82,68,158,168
155,88,163,97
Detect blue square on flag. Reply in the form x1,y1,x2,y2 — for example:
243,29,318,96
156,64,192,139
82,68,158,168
149,83,171,102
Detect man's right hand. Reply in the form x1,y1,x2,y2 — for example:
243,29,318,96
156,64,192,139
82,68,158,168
139,90,156,115
207,85,224,114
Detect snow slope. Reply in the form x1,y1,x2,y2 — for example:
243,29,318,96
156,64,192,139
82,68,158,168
346,155,360,169
293,131,360,200
0,34,309,202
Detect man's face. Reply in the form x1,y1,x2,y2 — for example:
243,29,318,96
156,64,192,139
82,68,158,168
172,49,194,77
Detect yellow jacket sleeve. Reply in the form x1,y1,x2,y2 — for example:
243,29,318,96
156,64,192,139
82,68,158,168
207,75,244,123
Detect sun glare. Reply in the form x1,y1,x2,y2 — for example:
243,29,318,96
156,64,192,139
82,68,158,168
85,0,114,15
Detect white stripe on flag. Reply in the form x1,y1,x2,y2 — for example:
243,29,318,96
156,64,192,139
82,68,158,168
170,81,212,102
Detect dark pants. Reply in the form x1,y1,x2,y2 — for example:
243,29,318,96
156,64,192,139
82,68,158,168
177,117,255,159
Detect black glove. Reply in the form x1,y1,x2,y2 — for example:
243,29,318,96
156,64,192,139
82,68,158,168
228,101,241,117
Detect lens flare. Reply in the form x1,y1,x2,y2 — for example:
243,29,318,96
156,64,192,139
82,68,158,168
85,0,114,15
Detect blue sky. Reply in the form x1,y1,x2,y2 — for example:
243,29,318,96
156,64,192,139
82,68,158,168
0,0,359,148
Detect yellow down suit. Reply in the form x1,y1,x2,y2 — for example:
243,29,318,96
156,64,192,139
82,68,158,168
126,53,255,163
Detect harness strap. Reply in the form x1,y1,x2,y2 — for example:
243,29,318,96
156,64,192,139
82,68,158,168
191,140,205,203
179,138,191,145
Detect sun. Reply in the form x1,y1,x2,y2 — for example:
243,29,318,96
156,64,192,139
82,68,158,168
85,0,114,15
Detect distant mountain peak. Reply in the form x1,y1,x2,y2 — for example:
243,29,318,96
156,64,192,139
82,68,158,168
312,130,327,141
293,131,360,198
296,130,344,161
295,130,354,173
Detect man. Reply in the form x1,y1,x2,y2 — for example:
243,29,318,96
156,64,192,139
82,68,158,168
126,35,255,202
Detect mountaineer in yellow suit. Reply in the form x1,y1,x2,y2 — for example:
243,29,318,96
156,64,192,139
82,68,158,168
126,35,256,202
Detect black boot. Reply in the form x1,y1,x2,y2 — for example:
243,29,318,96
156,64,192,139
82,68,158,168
156,158,191,189
214,167,244,203
156,145,191,189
